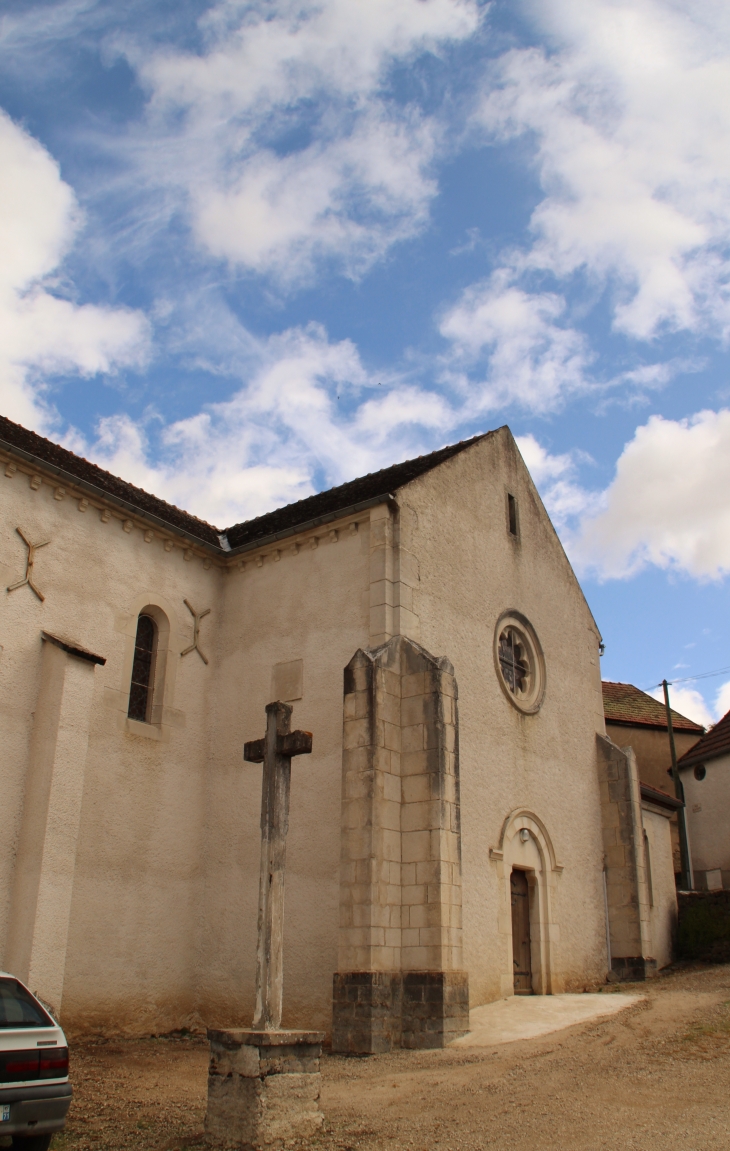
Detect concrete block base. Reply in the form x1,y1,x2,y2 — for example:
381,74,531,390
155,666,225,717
332,970,469,1053
204,1029,325,1149
608,957,658,982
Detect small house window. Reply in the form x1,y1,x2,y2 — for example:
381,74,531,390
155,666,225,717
694,764,706,781
507,493,518,536
128,614,157,722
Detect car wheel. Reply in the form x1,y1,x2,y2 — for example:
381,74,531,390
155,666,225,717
10,1135,53,1150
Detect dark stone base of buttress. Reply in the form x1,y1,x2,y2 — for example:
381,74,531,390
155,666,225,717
332,971,469,1053
608,956,658,982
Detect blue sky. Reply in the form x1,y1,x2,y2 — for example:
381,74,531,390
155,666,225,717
2,0,730,724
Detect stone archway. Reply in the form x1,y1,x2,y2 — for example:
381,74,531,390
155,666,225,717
490,809,563,996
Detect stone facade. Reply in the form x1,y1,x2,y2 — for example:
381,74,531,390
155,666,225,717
0,419,678,1041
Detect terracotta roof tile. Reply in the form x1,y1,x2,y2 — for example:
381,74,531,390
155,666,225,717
677,708,730,768
0,414,222,547
602,681,704,733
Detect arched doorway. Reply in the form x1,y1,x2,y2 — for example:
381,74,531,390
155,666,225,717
491,809,563,996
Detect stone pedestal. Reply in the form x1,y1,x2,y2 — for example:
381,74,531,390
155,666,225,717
204,1029,325,1149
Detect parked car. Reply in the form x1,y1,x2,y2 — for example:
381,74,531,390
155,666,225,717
0,973,72,1149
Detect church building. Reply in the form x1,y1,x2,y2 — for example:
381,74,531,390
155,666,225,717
0,415,677,1050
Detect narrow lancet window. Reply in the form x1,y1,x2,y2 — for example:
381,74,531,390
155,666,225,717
128,614,157,722
507,493,518,536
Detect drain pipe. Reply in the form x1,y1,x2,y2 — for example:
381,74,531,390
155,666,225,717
662,679,693,890
602,862,612,973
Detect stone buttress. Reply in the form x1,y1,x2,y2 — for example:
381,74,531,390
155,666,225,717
597,734,656,981
332,636,469,1052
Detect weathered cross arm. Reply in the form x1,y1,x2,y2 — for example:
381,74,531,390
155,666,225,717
244,729,313,763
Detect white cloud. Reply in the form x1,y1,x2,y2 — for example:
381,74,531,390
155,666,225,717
439,274,592,412
125,0,479,285
515,433,600,531
649,684,714,729
575,409,730,579
84,322,456,526
477,0,730,340
714,679,730,722
0,109,149,429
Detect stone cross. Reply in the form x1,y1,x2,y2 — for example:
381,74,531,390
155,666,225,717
244,701,312,1030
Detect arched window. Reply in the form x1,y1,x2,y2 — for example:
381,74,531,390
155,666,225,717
128,614,157,722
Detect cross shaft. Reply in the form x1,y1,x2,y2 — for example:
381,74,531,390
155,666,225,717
244,701,312,1030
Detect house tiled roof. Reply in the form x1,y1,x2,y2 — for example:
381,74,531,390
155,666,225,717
0,414,222,547
677,708,730,769
602,681,704,734
0,412,494,554
224,432,493,550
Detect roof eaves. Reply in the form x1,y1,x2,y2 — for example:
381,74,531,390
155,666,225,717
678,743,730,769
0,435,224,555
640,783,683,810
605,716,672,731
224,492,396,556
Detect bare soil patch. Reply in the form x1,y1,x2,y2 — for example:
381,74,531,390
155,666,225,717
35,964,730,1151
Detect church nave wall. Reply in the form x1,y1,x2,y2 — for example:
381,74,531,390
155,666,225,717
1,457,223,1033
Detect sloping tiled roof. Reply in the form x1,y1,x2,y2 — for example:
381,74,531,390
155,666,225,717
677,708,730,768
224,432,493,550
0,414,222,547
640,782,683,810
602,681,704,734
0,413,495,554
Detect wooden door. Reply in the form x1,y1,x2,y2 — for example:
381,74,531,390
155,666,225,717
511,869,532,994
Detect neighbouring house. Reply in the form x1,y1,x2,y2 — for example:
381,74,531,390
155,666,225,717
676,710,730,892
602,681,704,881
0,414,680,1051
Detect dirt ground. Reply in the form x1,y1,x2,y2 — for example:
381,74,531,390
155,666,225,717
22,963,730,1151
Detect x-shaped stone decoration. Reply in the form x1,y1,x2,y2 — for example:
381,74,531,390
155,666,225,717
181,598,211,664
7,528,50,602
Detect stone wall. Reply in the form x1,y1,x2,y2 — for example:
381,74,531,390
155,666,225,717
596,735,655,980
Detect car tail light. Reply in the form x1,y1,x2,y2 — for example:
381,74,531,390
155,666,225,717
1,1051,40,1081
39,1047,69,1078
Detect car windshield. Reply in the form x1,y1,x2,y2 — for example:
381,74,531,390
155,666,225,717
0,979,53,1028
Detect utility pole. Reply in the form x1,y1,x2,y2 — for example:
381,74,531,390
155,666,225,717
662,679,693,891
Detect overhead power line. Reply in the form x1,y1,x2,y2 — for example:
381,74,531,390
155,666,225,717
652,663,730,689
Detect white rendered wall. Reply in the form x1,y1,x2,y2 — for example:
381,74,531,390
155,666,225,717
681,755,730,883
642,806,677,970
196,521,371,1034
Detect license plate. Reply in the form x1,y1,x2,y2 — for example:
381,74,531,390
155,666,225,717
1,1104,9,1122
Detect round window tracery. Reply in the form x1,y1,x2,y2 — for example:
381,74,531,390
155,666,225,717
493,612,545,714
